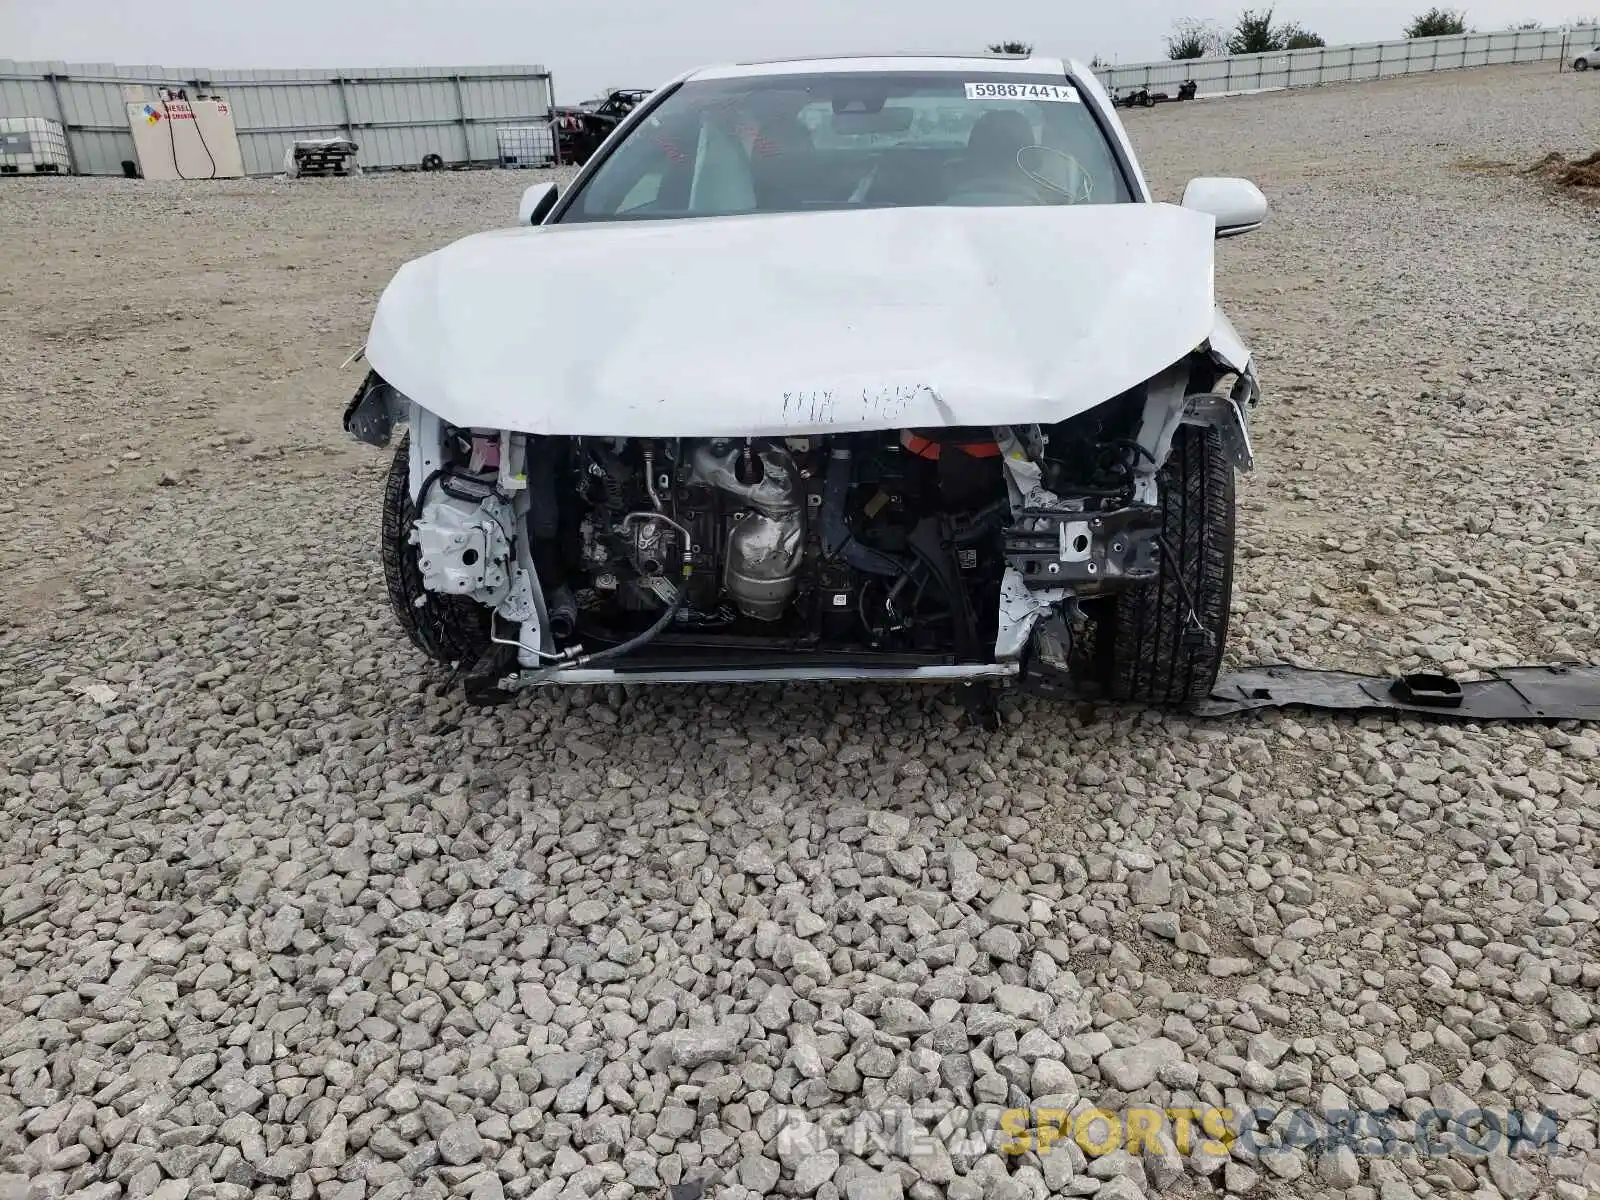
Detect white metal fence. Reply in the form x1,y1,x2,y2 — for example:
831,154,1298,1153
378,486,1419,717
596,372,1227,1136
0,60,554,176
1094,25,1600,98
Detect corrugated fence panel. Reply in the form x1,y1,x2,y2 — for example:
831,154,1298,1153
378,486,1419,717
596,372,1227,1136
348,80,435,126
1379,43,1412,77
0,58,550,175
459,76,551,120
1319,46,1353,80
233,83,347,134
368,124,469,170
1094,24,1598,98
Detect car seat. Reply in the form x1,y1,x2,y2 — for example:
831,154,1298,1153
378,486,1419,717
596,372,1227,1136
964,111,1034,170
749,114,816,209
947,109,1036,199
687,120,757,214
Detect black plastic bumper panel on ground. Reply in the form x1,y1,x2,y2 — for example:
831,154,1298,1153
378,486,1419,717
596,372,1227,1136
1195,664,1600,720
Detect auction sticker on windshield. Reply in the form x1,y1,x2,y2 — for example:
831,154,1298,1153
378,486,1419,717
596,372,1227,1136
964,82,1080,102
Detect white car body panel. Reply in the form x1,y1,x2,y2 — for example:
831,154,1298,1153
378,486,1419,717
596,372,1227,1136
365,203,1218,438
1207,306,1252,373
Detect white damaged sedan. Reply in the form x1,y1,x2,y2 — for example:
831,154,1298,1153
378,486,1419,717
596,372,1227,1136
343,54,1268,707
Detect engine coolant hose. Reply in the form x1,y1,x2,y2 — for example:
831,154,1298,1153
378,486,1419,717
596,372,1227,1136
545,586,577,639
568,577,688,669
524,520,694,680
822,448,912,578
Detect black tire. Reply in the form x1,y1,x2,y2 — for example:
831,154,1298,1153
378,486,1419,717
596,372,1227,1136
421,153,445,171
1576,58,1591,71
1102,424,1235,706
381,433,491,665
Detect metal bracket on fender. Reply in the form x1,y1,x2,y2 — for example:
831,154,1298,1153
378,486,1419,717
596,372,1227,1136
994,566,1068,659
1003,505,1162,592
342,371,406,447
1182,379,1256,471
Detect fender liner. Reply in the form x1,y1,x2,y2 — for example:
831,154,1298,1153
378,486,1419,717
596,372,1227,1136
1182,373,1256,472
342,371,406,447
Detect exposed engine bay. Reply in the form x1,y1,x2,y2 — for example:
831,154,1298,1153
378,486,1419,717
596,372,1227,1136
544,431,1014,660
375,363,1256,693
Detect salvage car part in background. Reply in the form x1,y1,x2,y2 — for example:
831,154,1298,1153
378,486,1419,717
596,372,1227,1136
552,87,652,164
344,55,1272,712
421,152,445,171
284,137,360,178
1114,81,1198,108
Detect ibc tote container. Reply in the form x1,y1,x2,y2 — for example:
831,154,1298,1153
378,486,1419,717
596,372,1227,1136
0,117,71,175
497,125,556,167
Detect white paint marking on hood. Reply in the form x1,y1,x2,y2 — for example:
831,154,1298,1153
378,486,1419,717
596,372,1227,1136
366,203,1216,437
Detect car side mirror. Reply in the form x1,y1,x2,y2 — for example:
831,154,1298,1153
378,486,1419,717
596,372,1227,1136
519,182,560,226
1181,177,1268,238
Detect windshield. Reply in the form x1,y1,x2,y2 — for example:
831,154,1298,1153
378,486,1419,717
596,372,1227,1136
558,71,1133,223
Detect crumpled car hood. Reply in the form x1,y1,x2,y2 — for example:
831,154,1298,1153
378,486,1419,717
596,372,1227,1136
366,203,1217,437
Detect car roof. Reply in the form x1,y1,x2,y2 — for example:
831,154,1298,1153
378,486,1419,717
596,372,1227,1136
688,54,1077,81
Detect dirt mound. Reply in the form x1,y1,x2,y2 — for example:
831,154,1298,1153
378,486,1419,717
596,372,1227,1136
1525,149,1600,188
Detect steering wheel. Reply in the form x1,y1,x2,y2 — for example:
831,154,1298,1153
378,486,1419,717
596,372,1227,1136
1017,146,1094,203
944,174,1044,206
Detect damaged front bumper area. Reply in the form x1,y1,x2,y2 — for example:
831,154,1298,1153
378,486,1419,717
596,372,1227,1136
356,349,1258,701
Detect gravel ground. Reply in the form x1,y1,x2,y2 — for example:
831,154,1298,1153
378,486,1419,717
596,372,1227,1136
2,62,1598,1200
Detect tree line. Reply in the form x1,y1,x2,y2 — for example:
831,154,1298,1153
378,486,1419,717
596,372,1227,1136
1162,8,1471,59
1163,9,1592,59
989,12,1594,66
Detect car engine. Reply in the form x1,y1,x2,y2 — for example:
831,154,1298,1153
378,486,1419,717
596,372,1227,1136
404,396,1166,672
549,432,1012,661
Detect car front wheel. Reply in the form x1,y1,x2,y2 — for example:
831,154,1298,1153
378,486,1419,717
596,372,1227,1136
1577,58,1590,70
380,433,491,666
1099,424,1235,707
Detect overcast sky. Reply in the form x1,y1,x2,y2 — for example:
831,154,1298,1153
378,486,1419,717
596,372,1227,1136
4,0,1594,100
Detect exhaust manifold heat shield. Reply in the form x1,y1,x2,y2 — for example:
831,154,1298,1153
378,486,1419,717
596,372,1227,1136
691,443,805,621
